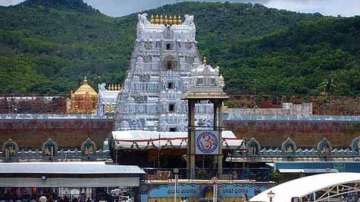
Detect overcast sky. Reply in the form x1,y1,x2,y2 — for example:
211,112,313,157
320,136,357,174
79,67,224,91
1,0,359,17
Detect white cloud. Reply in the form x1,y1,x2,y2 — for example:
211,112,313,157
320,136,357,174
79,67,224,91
0,0,24,6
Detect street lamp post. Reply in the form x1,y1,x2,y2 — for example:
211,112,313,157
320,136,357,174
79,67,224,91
267,190,275,202
174,168,179,202
212,177,218,202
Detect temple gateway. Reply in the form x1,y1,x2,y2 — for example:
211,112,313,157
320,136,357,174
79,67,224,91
111,13,241,176
114,13,217,132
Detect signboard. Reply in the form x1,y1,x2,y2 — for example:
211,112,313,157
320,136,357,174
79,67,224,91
140,182,274,201
195,131,220,155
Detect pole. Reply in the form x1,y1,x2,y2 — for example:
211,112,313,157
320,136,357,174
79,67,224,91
187,100,196,179
212,177,217,202
174,168,179,202
174,174,178,202
158,133,161,168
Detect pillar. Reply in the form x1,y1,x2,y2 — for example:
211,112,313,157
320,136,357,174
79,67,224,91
187,100,196,179
217,101,224,176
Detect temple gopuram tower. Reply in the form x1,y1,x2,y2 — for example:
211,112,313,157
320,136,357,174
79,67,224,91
115,14,214,132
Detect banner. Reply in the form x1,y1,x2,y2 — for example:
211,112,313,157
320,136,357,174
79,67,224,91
195,131,220,155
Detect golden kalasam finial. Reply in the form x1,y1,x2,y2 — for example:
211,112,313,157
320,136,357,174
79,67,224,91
155,14,159,24
169,15,174,25
167,15,171,25
203,56,207,64
159,15,163,24
83,76,88,84
165,15,168,24
177,15,182,24
150,14,154,23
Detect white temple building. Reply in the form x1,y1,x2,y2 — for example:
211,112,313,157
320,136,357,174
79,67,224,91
113,13,221,132
97,83,122,118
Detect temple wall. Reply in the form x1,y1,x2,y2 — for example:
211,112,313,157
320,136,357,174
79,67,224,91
0,118,113,149
1,116,360,150
226,103,312,116
224,120,360,148
227,95,360,115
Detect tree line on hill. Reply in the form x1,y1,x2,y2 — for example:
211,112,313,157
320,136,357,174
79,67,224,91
0,0,359,96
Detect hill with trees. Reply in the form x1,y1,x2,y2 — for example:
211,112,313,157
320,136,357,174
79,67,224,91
0,0,359,96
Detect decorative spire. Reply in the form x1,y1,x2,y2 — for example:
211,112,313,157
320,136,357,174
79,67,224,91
203,56,207,65
155,14,160,24
159,15,163,24
219,74,225,88
150,14,154,23
164,15,168,24
83,76,88,84
177,15,182,24
170,15,175,24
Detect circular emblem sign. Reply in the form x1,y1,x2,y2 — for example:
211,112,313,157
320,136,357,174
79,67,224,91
196,131,219,154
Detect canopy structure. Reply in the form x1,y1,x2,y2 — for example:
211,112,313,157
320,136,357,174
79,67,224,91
250,172,360,202
271,162,360,173
112,130,242,150
0,162,144,188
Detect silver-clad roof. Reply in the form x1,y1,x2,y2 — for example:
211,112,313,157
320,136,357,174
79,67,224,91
0,162,145,175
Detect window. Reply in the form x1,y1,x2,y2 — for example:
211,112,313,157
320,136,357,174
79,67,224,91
164,56,176,71
166,43,171,50
167,61,174,70
167,82,174,89
196,78,204,86
169,104,175,112
185,42,192,49
185,56,194,64
169,127,177,132
144,42,152,49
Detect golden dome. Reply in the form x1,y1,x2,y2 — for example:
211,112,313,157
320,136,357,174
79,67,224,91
73,77,97,97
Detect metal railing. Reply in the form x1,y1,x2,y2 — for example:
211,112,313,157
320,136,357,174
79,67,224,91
143,167,272,181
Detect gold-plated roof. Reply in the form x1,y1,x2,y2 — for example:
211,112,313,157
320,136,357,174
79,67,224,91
150,14,182,25
73,77,97,96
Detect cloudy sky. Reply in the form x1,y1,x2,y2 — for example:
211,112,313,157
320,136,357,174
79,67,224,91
1,0,359,17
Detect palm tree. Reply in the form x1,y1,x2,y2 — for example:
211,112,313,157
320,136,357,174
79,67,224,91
319,78,336,96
